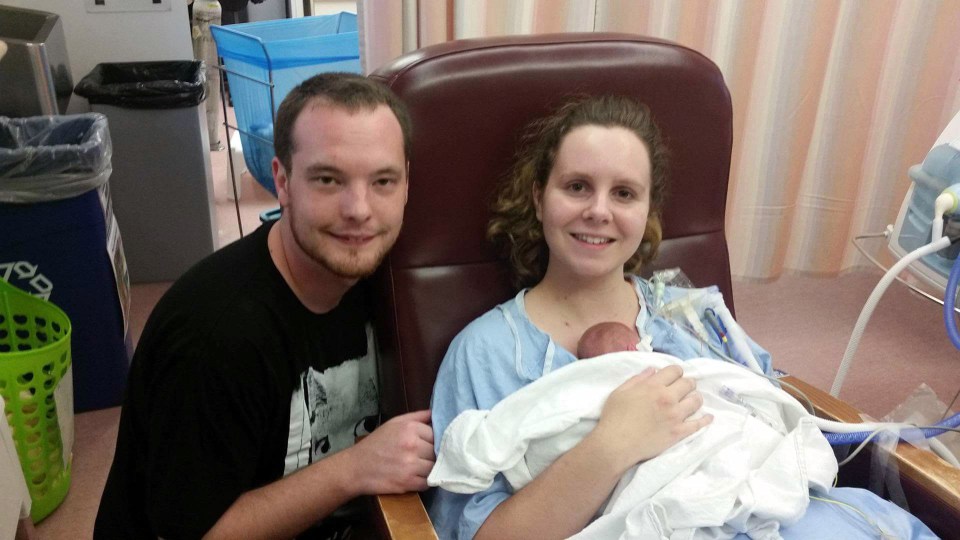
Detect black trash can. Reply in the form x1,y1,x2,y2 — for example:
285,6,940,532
73,61,217,283
73,61,206,109
0,113,130,412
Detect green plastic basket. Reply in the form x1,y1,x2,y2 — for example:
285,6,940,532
0,278,73,522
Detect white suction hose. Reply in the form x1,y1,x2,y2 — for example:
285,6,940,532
830,236,951,397
933,192,956,242
929,438,960,468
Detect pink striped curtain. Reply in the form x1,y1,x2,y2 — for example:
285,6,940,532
357,0,960,281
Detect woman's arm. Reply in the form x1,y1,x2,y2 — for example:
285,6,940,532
475,365,711,540
475,427,625,539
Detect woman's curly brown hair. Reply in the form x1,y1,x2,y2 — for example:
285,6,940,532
487,95,670,289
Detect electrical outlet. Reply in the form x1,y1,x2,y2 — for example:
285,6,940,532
86,0,172,13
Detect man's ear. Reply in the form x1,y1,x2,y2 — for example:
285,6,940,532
403,161,410,205
273,157,290,207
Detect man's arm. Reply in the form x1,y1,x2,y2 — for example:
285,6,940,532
204,410,434,540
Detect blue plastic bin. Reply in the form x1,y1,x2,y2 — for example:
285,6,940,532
211,13,361,196
0,114,130,412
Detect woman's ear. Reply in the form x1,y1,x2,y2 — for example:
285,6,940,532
533,184,543,221
641,214,663,261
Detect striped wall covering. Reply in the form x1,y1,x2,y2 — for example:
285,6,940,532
357,0,960,280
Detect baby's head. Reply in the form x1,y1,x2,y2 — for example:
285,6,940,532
577,322,639,359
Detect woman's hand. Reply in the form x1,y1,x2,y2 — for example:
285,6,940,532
590,365,712,473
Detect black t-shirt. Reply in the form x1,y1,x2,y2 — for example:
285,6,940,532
95,222,378,539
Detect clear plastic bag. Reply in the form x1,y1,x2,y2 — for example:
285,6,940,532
0,113,112,203
883,383,960,459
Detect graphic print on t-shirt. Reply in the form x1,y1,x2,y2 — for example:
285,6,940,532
284,324,379,475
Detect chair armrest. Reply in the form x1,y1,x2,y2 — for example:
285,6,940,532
367,493,438,540
782,375,960,536
354,434,438,539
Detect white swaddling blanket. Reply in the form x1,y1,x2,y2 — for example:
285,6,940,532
428,352,839,539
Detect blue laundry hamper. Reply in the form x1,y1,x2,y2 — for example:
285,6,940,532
0,113,130,412
211,12,361,196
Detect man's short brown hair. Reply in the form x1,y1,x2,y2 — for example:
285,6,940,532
273,72,412,173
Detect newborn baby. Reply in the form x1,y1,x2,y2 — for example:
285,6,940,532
576,321,642,358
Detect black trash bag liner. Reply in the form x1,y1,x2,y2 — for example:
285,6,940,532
74,60,206,109
0,113,112,203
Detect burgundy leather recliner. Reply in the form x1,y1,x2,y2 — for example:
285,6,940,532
362,33,960,540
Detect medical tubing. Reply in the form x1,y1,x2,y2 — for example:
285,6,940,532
821,411,960,445
700,337,817,415
945,246,960,351
704,309,733,359
705,318,726,350
930,438,960,468
830,236,952,397
714,305,763,374
933,192,954,242
836,425,960,469
836,430,883,467
809,495,888,537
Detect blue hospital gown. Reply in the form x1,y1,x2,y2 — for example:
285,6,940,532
428,275,938,539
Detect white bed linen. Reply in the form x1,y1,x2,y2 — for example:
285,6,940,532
428,352,838,539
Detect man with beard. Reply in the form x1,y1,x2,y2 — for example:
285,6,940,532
95,73,434,539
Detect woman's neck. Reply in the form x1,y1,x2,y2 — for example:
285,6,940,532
537,267,629,307
526,268,638,349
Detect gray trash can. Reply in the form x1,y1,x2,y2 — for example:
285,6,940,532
0,5,72,117
74,61,217,283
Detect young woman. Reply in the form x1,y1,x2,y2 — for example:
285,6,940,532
428,96,935,540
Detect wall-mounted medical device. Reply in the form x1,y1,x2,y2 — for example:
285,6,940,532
889,111,960,292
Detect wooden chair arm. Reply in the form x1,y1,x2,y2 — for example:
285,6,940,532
354,433,438,539
367,493,438,540
782,375,960,536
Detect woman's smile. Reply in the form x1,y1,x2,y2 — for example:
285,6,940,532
570,233,615,247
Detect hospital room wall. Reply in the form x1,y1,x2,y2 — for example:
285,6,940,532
0,0,193,114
